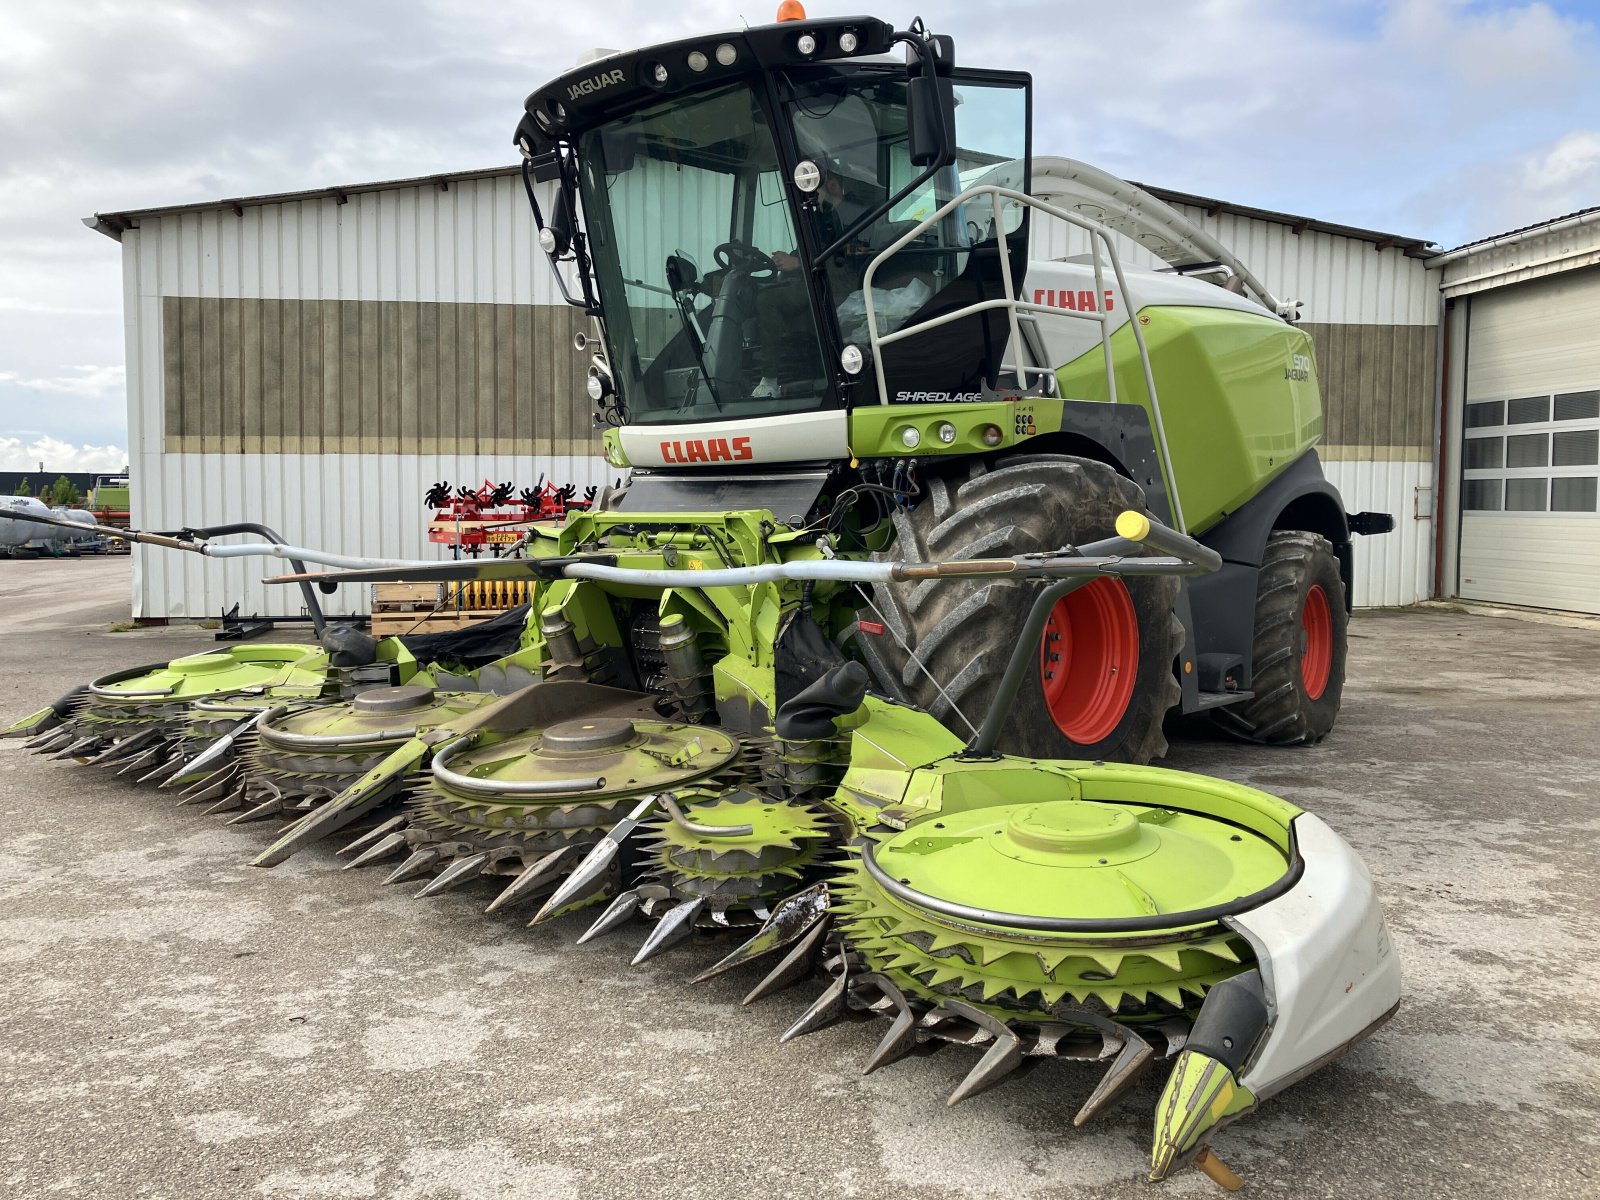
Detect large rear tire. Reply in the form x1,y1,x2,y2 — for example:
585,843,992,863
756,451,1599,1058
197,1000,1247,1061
1211,530,1347,745
855,454,1183,764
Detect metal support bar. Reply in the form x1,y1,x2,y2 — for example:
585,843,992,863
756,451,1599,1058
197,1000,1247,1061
859,182,1189,532
167,522,328,636
962,576,1088,757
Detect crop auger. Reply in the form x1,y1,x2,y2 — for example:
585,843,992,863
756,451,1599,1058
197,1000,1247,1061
6,504,1399,1188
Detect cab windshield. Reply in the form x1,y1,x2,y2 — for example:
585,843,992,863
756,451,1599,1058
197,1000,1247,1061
578,83,829,425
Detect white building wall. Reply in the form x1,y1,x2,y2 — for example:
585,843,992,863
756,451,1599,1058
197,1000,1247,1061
122,174,609,621
122,168,1441,619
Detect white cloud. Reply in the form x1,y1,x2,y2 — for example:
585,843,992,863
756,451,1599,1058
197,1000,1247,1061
0,297,118,317
1522,129,1600,195
1406,128,1600,244
0,364,125,398
1,0,1598,456
0,435,128,474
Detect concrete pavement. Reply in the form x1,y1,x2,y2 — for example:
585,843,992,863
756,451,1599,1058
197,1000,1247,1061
2,555,1598,1199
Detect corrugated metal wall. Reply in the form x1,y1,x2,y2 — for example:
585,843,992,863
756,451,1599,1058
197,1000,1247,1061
123,174,611,620
123,170,1439,618
1031,201,1439,606
159,296,590,454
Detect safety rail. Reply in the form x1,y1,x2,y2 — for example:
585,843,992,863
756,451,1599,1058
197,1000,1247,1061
859,184,1186,533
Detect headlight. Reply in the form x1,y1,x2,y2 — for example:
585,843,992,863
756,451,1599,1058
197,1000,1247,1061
538,228,558,254
715,43,738,66
840,345,864,375
838,30,859,53
936,422,957,445
586,375,605,401
687,50,709,72
899,427,921,449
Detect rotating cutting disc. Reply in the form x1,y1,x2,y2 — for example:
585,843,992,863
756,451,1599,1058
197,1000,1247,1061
640,791,834,918
835,799,1288,1021
380,717,754,902
39,645,329,777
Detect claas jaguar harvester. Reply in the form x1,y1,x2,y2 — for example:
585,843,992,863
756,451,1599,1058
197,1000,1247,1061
5,9,1401,1187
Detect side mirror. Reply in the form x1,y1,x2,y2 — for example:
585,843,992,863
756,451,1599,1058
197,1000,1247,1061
905,30,956,168
906,74,956,167
545,187,576,256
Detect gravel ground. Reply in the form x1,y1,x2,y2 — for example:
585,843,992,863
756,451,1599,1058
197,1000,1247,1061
2,555,1598,1200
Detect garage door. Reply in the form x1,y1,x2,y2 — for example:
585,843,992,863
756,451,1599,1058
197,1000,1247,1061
1458,268,1600,613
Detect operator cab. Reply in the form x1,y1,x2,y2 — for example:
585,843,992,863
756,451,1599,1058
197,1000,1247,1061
516,15,1032,429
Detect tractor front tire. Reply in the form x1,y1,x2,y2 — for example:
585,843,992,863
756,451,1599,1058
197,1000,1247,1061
856,454,1183,765
1211,530,1347,746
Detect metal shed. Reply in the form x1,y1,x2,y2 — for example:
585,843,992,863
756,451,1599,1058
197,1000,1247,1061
90,163,1442,620
91,169,607,622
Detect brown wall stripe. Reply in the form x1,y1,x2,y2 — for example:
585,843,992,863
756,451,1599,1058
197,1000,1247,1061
160,297,1435,458
1303,322,1436,451
161,296,595,455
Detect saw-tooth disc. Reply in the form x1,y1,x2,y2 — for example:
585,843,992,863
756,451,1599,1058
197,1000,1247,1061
53,647,330,768
234,688,501,818
833,799,1292,1045
641,791,834,922
399,718,753,890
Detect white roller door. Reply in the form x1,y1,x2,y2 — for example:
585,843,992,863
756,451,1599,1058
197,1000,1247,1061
1458,268,1600,613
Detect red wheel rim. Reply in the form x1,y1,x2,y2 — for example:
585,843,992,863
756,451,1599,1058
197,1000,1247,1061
1301,584,1333,701
1038,577,1140,745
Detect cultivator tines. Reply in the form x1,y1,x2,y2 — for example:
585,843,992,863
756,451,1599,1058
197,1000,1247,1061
350,713,755,916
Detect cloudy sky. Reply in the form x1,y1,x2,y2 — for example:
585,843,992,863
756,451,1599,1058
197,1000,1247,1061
2,0,1597,472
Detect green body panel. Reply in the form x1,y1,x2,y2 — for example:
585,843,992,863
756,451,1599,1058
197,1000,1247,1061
95,645,330,700
89,484,129,510
848,401,1024,459
870,800,1288,922
828,696,1303,849
1149,1049,1257,1180
1055,306,1323,533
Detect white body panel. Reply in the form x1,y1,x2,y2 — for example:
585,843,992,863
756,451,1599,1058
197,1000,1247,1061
617,410,849,469
1020,258,1267,379
1232,813,1401,1098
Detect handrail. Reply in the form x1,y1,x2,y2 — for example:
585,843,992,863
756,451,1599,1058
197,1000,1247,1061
858,183,1187,533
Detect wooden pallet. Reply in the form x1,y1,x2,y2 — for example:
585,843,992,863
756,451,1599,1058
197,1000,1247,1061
371,582,448,615
370,610,509,637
